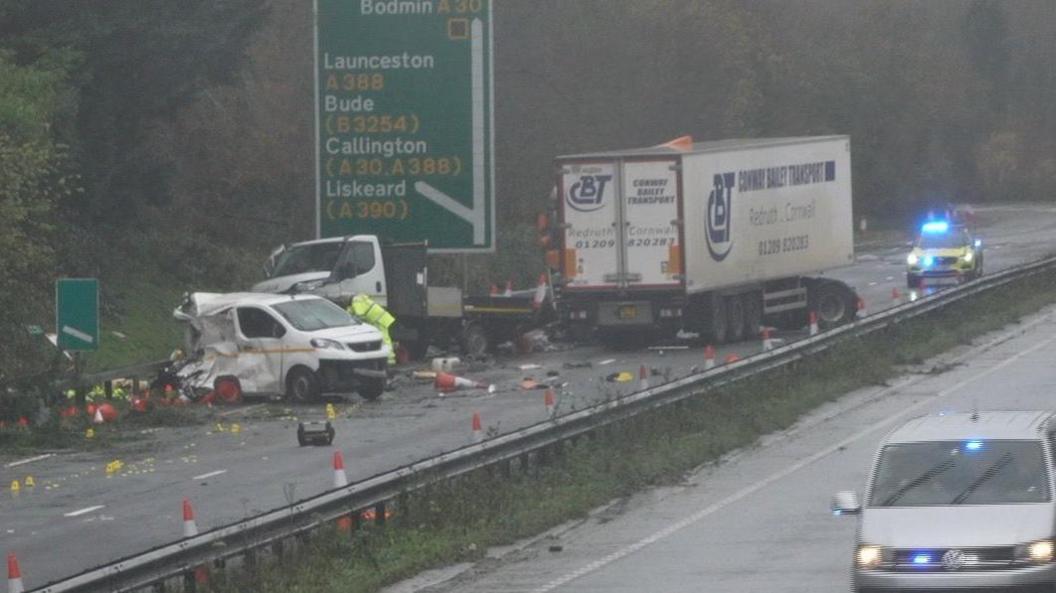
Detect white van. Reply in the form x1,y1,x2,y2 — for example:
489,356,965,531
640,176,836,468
834,411,1056,592
174,292,389,401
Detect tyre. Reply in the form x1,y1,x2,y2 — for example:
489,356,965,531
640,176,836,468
742,292,763,339
708,295,728,345
725,295,746,342
460,323,489,357
358,377,386,401
814,284,853,329
907,273,921,289
285,367,320,403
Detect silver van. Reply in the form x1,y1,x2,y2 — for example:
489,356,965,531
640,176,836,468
833,411,1056,592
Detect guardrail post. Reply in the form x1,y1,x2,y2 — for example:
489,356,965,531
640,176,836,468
183,570,197,593
133,377,140,396
374,502,387,526
105,380,113,400
272,540,284,559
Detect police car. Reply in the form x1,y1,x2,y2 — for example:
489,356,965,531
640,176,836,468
906,220,983,288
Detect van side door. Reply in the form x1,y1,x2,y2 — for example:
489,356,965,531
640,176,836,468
233,306,287,394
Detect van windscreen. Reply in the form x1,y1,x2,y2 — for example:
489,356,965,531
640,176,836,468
869,440,1050,506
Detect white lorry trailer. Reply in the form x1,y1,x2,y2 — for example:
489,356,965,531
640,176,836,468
550,136,857,344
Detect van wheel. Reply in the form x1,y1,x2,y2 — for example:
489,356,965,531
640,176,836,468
725,295,746,343
285,367,320,403
358,378,386,401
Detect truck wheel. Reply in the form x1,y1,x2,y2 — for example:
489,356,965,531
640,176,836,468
460,323,489,357
725,295,746,343
708,295,728,345
815,285,852,329
742,293,763,338
358,378,386,401
285,367,320,403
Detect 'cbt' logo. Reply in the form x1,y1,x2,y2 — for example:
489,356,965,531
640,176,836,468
566,175,611,212
706,172,736,261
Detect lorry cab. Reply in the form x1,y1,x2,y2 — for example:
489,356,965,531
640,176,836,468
254,235,389,307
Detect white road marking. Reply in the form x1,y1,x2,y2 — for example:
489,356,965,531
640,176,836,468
532,323,1056,592
64,505,105,518
868,281,877,286
218,403,265,417
192,469,227,481
885,276,894,281
6,453,54,468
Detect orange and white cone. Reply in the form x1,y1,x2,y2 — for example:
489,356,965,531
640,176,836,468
182,498,199,538
891,287,902,303
809,311,819,336
761,327,774,352
7,553,24,593
544,389,556,418
724,353,741,364
639,364,649,390
856,297,866,317
435,372,488,393
333,451,348,488
704,345,716,370
503,280,513,297
532,274,548,311
471,412,483,442
92,408,104,425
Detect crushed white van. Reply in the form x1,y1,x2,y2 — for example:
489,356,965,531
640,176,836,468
173,292,389,401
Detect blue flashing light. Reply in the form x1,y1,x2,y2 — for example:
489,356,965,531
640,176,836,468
913,554,932,564
965,440,984,451
921,221,949,234
922,255,935,268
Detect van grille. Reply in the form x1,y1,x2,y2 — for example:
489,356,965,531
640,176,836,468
347,341,382,352
886,547,1017,571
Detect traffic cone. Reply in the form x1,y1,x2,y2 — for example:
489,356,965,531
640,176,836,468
761,327,774,351
471,412,483,442
856,297,866,317
809,311,819,336
92,408,104,425
639,364,649,390
7,553,24,593
336,513,354,532
532,274,548,310
724,353,741,364
704,345,716,370
544,388,556,417
503,280,513,297
434,372,488,392
891,287,901,302
182,498,198,538
333,451,348,488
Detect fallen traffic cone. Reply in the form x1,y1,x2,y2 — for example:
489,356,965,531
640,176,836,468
704,345,716,370
809,311,819,336
7,553,24,593
333,451,348,488
503,279,513,297
724,353,741,364
761,327,774,351
544,388,556,417
434,372,488,393
856,297,866,317
532,274,548,310
639,364,649,390
471,412,483,442
182,498,199,538
92,408,104,425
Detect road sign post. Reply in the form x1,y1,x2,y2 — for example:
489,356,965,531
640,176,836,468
315,0,495,252
56,278,99,352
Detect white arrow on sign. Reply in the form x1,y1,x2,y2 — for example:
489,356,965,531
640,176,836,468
62,325,94,344
415,17,486,246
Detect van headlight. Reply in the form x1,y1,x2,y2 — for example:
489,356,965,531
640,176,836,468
1019,540,1056,564
962,251,973,263
310,338,345,350
906,253,919,266
856,545,883,569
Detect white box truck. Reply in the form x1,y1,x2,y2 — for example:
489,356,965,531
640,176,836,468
551,135,857,344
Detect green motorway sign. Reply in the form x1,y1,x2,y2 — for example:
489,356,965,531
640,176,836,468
56,278,99,351
315,0,495,252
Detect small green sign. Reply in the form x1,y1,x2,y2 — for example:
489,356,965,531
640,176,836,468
56,278,99,351
315,0,495,252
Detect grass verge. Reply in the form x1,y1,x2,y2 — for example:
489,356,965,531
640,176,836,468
205,269,1056,593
